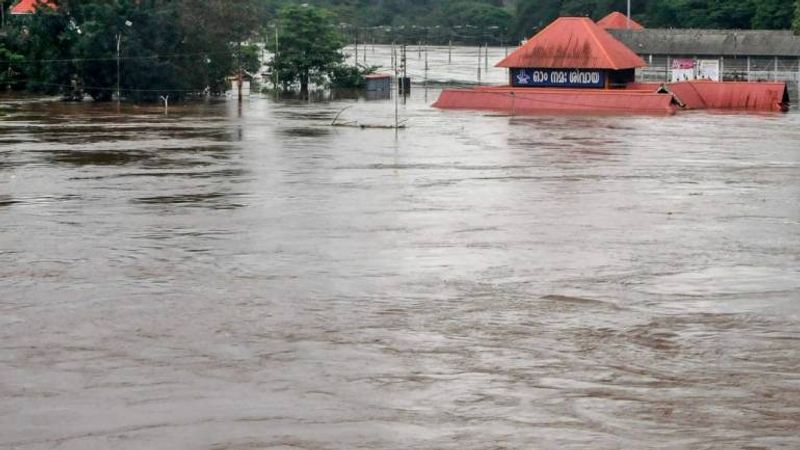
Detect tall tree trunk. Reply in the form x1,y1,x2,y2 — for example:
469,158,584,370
300,70,309,95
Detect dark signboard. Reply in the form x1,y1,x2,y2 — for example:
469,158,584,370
511,68,606,88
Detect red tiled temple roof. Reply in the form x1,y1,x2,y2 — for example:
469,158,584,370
497,17,646,70
597,12,645,30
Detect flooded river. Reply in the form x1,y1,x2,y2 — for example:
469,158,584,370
2,60,800,449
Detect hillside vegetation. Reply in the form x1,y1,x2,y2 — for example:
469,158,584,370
261,0,799,41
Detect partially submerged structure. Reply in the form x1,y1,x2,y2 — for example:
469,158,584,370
592,12,800,100
434,16,789,114
610,28,800,85
364,73,392,92
496,16,645,89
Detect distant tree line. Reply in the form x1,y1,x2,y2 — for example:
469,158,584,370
263,0,799,42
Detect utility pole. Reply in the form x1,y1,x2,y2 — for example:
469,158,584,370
627,0,631,29
402,45,407,81
424,43,428,101
115,21,132,107
401,44,407,103
116,32,122,106
274,26,279,97
354,28,358,65
448,39,452,64
477,45,482,85
424,44,429,77
1,0,5,29
237,42,243,104
391,41,395,69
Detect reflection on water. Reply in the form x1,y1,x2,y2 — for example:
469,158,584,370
45,150,156,166
1,74,800,450
0,195,18,207
132,192,246,210
280,127,332,138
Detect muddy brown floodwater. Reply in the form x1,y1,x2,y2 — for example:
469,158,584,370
1,78,800,450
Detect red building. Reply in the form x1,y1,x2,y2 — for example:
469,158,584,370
433,15,789,113
496,17,646,89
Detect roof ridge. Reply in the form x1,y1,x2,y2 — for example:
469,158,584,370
583,19,616,70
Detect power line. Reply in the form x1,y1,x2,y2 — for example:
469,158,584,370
0,50,236,65
18,80,220,93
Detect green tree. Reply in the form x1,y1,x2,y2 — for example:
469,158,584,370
328,63,378,88
70,1,126,101
177,0,266,93
513,0,562,39
0,25,26,89
270,4,344,93
641,0,794,29
16,0,265,101
441,1,512,40
19,8,79,96
238,44,263,76
793,0,800,33
751,0,794,29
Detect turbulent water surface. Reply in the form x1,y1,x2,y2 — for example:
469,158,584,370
2,50,800,450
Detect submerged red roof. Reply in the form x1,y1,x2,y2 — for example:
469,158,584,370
10,0,56,15
597,12,644,30
496,17,646,70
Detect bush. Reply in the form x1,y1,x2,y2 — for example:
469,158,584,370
329,64,379,89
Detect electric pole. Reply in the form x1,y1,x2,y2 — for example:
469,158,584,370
274,26,279,97
116,21,132,107
237,42,243,104
627,0,631,29
477,45,482,85
116,32,121,106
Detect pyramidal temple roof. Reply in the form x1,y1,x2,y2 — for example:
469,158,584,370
496,17,646,70
597,12,645,30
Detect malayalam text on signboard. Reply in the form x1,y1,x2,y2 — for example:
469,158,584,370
511,68,606,88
